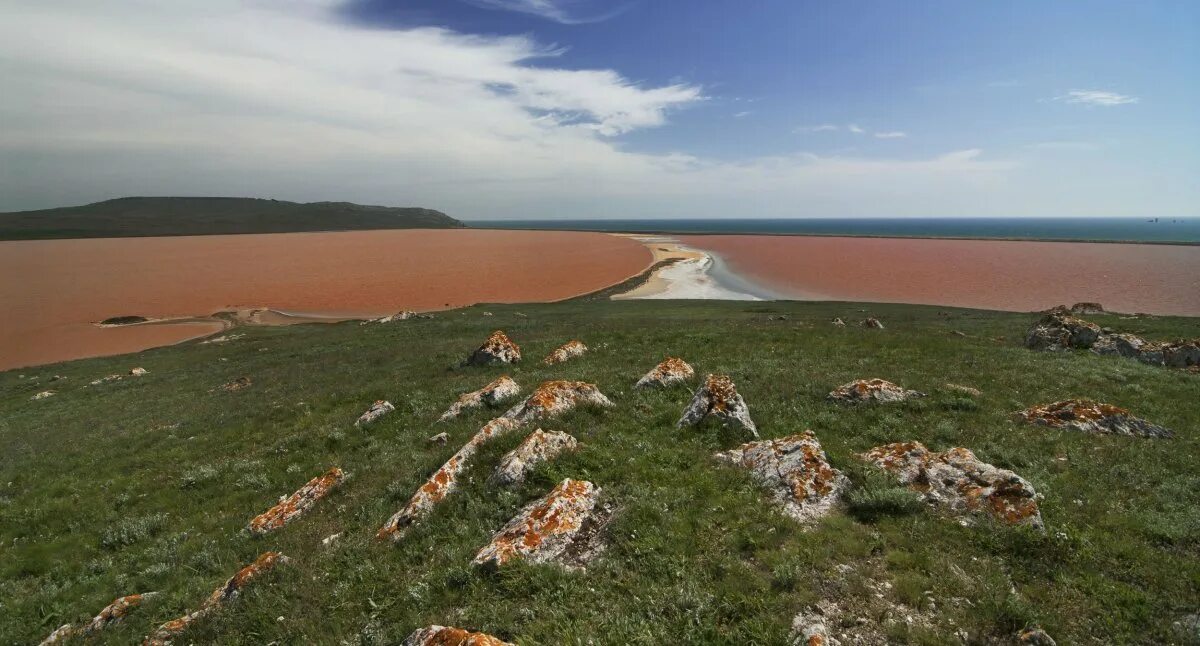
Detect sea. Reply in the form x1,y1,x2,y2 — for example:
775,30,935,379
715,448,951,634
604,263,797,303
467,217,1200,244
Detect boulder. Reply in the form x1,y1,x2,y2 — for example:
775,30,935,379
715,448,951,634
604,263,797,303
355,400,395,427
677,374,758,438
130,367,148,376
716,431,847,525
544,340,587,365
378,418,523,541
1016,399,1173,439
473,478,607,569
1023,312,1101,351
40,593,157,645
438,376,521,422
1162,339,1200,369
831,318,846,327
464,330,521,366
503,380,614,425
828,379,925,404
143,552,288,646
490,429,579,486
1016,627,1057,645
403,626,513,646
861,442,1044,530
31,390,55,400
1090,332,1148,359
861,317,885,329
791,608,837,646
635,357,695,389
248,467,345,534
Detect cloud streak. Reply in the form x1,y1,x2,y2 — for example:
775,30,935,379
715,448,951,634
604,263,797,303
460,0,626,24
1054,89,1139,106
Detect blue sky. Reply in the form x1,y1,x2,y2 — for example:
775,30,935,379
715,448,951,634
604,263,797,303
0,0,1197,217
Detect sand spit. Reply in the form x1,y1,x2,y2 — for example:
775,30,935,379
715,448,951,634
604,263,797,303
612,235,770,300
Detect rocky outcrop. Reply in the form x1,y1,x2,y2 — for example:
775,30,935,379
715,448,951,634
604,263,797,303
828,379,925,404
464,330,521,366
1068,302,1105,315
403,625,513,646
861,442,1044,530
378,418,523,541
677,374,758,438
143,552,288,646
248,467,345,534
200,333,245,344
360,310,431,325
861,317,885,329
1016,399,1173,439
635,357,694,389
790,608,836,646
502,380,614,425
490,429,579,486
355,400,395,426
716,432,847,525
438,376,521,422
1024,312,1101,351
41,593,157,645
473,478,607,569
544,340,587,365
1026,312,1200,370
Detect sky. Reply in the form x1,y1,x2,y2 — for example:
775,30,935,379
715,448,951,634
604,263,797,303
0,0,1197,218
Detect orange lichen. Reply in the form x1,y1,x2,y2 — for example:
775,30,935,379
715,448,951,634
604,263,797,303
404,625,514,646
636,356,695,388
543,340,587,365
464,330,521,366
503,380,613,424
1015,399,1173,438
248,467,344,534
717,431,846,524
41,593,156,644
828,379,924,403
438,376,520,422
473,479,600,567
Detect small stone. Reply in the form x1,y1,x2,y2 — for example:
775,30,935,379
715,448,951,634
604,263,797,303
31,390,56,400
861,317,885,329
129,367,148,376
831,317,846,327
503,380,614,425
321,533,341,547
1016,627,1057,645
1016,399,1173,439
635,357,694,389
463,330,521,366
473,478,607,569
544,340,587,365
716,431,847,525
428,431,450,445
677,374,758,438
248,467,345,534
438,376,521,422
402,625,513,646
220,377,252,392
490,429,579,486
355,400,395,427
828,379,924,404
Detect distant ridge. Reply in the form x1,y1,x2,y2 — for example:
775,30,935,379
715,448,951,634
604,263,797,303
0,197,464,240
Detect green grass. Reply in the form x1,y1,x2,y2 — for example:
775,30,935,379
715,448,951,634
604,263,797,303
1,300,1197,644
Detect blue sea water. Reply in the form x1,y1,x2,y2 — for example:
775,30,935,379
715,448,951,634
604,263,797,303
467,217,1200,243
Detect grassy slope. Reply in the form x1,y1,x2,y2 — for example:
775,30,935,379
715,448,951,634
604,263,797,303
0,301,1197,645
0,197,462,240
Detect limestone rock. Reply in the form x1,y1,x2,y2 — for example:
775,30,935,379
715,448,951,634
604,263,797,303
1016,399,1173,439
490,429,579,486
31,390,55,400
403,625,513,646
828,379,925,404
544,340,587,365
130,367,149,376
635,357,695,389
355,400,395,427
40,593,157,645
861,442,1044,530
464,330,521,366
360,310,419,325
1090,332,1149,359
473,478,607,569
438,376,521,422
1017,627,1057,645
1023,312,1101,351
428,432,449,445
1162,339,1200,369
944,383,982,397
503,380,614,425
91,374,123,386
677,374,758,438
378,418,524,541
716,431,847,525
248,467,345,534
831,317,846,327
861,317,885,329
791,607,838,646
143,552,288,646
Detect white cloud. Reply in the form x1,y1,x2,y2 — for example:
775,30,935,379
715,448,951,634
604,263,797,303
1054,90,1139,106
733,111,752,118
873,131,907,139
794,124,839,133
461,0,624,24
847,123,866,134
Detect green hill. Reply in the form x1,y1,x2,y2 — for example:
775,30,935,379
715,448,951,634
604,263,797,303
0,197,463,240
1,301,1197,644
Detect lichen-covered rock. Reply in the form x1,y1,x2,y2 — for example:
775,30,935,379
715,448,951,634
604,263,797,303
378,418,523,541
716,432,847,525
828,379,925,404
490,429,579,486
428,431,449,445
1090,332,1148,359
361,310,416,325
861,317,885,329
1069,302,1105,315
355,400,395,426
464,330,521,366
438,376,521,422
1016,627,1057,645
1016,399,1173,439
31,390,55,400
473,478,607,569
791,608,837,646
544,340,587,365
677,374,758,438
635,357,694,389
503,380,614,425
831,318,846,327
130,367,149,376
143,552,288,646
41,593,157,645
403,625,514,646
248,467,345,534
861,442,1044,530
1162,339,1200,369
1024,312,1101,351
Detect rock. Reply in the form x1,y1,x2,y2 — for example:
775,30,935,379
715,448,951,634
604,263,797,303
1069,302,1105,315
677,374,758,438
544,340,587,365
321,533,341,547
201,333,246,344
248,467,345,534
355,400,395,427
473,478,607,569
143,552,288,646
944,383,982,397
378,418,524,541
502,380,615,425
428,431,449,445
1090,332,1148,359
861,317,885,329
791,607,838,646
403,625,513,646
220,376,252,392
438,376,521,422
767,314,789,321
1162,339,1200,369
716,431,847,525
861,442,1044,530
1172,613,1200,643
828,379,925,404
31,390,55,400
490,429,579,486
1016,399,1174,439
129,367,148,376
90,374,123,386
1016,627,1057,645
1023,312,1101,351
635,357,695,389
831,318,846,327
360,310,417,325
40,593,157,645
464,330,521,366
